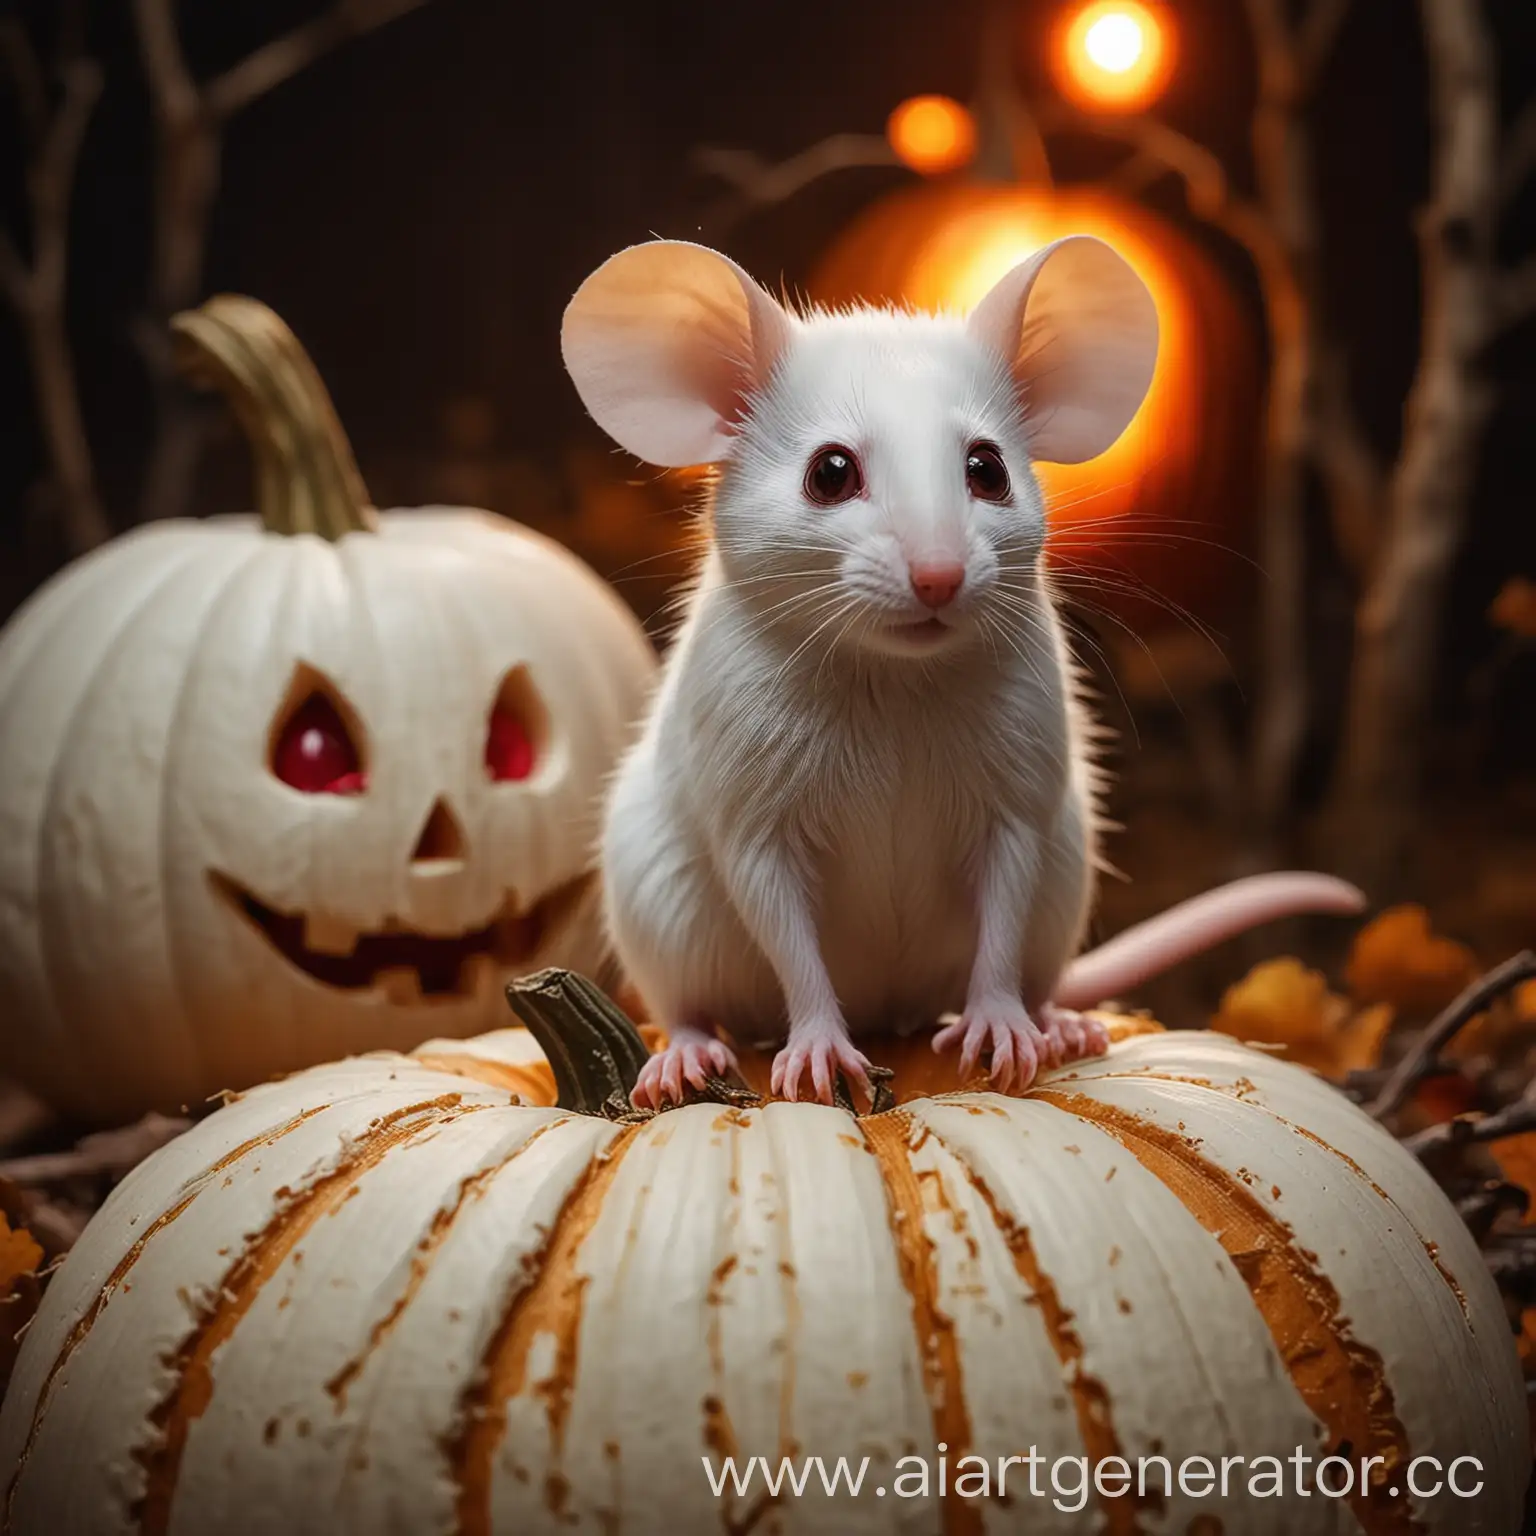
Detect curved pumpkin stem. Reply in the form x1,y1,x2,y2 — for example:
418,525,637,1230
504,969,653,1116
169,295,377,540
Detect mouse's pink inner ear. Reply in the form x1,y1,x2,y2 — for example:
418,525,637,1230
966,235,1159,467
561,240,792,467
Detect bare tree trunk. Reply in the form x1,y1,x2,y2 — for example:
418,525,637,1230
18,290,107,554
1245,77,1315,845
130,0,432,523
1328,0,1499,897
1029,2,1373,852
0,31,110,555
1243,0,1381,848
132,0,224,522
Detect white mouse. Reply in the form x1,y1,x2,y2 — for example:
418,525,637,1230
562,237,1364,1108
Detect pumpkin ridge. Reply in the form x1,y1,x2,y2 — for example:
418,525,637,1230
28,539,249,1112
762,1105,803,1479
156,538,284,1099
938,1143,1145,1536
702,1110,747,1475
861,1112,981,1536
449,1120,642,1535
1062,1068,1478,1327
323,1115,566,1413
0,1101,331,1529
411,1051,558,1104
129,1093,481,1534
1281,1123,1473,1326
1037,1090,1422,1536
1194,1089,1476,1329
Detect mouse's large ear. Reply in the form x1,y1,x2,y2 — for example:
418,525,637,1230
966,235,1158,465
561,240,793,467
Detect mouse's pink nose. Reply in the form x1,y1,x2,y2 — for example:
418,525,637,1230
909,560,965,611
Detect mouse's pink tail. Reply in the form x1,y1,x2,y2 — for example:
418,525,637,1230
1053,872,1368,1011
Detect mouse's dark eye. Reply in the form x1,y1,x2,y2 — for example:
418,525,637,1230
804,445,864,506
965,442,1011,504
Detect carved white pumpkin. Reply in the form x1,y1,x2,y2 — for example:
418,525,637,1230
0,301,656,1123
0,977,1523,1535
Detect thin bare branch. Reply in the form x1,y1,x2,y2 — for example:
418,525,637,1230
0,17,49,149
1369,951,1536,1119
1405,1092,1536,1158
1036,103,1244,228
0,1114,191,1186
0,19,110,553
694,134,898,230
206,0,430,121
131,0,431,524
131,0,200,129
1242,0,1297,72
0,1083,52,1154
1241,0,1351,101
30,59,103,263
1296,0,1354,90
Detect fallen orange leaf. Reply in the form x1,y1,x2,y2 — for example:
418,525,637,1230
1515,980,1536,1022
0,1214,41,1293
1212,957,1392,1076
1489,575,1536,639
1493,1134,1536,1221
1344,905,1480,1016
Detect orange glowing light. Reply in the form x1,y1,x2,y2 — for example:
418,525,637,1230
886,95,978,176
810,181,1261,625
1057,1,1172,113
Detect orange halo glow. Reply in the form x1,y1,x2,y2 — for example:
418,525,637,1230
884,193,1196,546
810,181,1262,625
1056,1,1173,113
886,95,978,176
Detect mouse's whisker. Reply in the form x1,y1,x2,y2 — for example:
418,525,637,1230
771,596,859,689
726,582,846,644
1048,573,1235,680
738,585,849,631
976,605,1052,699
1048,532,1259,571
814,604,866,691
688,582,849,641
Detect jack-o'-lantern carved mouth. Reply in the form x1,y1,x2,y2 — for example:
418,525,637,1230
210,870,596,1003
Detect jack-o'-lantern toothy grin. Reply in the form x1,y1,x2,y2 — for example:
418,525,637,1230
210,871,596,1002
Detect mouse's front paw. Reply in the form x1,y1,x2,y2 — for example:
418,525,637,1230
771,1021,872,1107
1037,1002,1110,1064
630,1031,738,1110
932,997,1048,1094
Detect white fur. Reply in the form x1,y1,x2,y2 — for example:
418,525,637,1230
564,239,1363,1102
598,298,1098,1071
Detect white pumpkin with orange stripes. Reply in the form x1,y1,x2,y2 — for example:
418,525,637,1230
0,982,1524,1535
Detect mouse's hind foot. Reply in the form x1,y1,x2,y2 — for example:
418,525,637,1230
1036,1002,1110,1064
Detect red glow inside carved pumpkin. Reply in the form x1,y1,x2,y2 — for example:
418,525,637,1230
273,695,366,795
485,705,536,782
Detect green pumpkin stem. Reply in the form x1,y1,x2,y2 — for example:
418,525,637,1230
504,969,653,1116
169,295,377,540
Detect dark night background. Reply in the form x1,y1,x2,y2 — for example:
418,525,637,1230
3,0,1534,592
2,0,1534,997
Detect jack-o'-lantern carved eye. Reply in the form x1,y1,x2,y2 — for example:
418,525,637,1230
270,670,367,795
485,667,545,783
